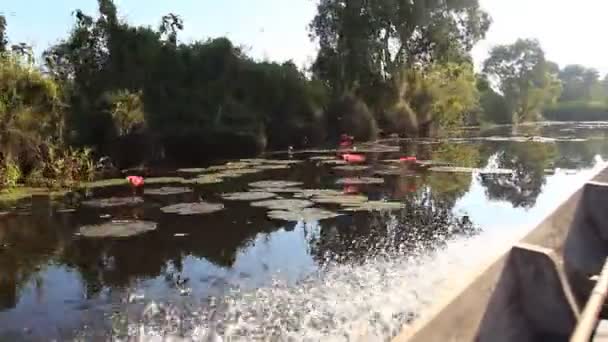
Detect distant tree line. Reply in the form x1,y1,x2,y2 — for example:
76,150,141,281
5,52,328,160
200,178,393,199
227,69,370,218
0,0,605,188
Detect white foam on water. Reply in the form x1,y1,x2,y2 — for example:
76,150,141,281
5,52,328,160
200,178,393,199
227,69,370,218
117,158,608,342
118,219,532,342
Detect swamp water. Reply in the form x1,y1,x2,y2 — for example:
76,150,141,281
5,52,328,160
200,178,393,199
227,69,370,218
1,122,608,341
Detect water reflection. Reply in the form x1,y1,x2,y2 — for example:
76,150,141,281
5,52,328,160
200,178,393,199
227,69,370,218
1,122,608,340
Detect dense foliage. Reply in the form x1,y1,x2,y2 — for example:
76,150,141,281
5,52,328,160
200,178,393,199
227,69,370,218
1,0,607,189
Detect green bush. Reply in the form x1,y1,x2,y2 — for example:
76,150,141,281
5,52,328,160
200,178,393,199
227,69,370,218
543,101,608,121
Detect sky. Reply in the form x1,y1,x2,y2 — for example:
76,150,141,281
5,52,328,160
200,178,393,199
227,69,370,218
3,0,608,75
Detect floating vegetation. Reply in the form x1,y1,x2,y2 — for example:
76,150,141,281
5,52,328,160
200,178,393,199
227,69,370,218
254,164,291,170
176,168,208,174
82,197,144,208
221,192,277,201
295,189,344,198
415,160,452,168
309,194,368,206
160,202,224,215
84,178,126,188
57,208,77,213
318,159,347,166
239,158,268,164
309,156,337,161
183,175,223,185
79,220,157,238
267,208,341,222
374,166,416,176
250,199,314,210
480,136,556,143
144,187,193,196
332,165,370,171
343,201,405,212
428,166,477,173
145,177,188,185
249,180,303,188
344,144,400,153
336,177,385,185
251,187,304,194
215,168,262,178
263,159,303,165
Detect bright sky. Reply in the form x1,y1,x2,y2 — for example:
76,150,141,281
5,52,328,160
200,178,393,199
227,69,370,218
3,0,608,75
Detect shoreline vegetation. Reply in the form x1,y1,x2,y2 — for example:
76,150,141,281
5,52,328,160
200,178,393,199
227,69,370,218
1,0,608,197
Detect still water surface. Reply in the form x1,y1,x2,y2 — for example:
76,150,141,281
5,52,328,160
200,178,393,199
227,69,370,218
1,122,607,341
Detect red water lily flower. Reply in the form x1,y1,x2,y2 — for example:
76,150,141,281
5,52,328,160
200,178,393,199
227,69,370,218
126,175,145,188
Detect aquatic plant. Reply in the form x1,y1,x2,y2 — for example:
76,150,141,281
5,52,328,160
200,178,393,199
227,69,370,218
78,220,157,238
221,192,277,201
267,208,341,222
250,199,314,210
160,202,225,215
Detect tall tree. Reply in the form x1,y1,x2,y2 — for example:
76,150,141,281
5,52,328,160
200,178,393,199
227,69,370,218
310,0,491,95
483,39,561,124
0,15,7,53
558,64,601,102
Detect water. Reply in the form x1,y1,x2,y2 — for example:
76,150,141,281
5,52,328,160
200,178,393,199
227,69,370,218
1,122,608,341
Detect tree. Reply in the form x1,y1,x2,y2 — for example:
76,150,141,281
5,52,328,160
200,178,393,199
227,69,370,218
310,0,491,96
483,39,561,124
159,13,183,45
558,64,601,102
0,15,7,53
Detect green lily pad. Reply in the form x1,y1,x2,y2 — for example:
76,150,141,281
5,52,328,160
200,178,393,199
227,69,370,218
177,168,208,174
84,178,127,188
239,158,268,164
82,197,144,208
318,159,347,166
428,166,476,173
215,168,262,178
294,189,344,198
79,220,157,238
343,144,400,153
263,159,303,165
144,187,193,196
374,167,418,176
332,165,371,171
343,201,405,212
336,177,385,185
309,156,337,161
221,192,277,201
251,187,304,194
309,194,368,206
145,177,188,185
267,208,341,222
249,180,303,188
250,199,314,210
160,202,224,215
416,160,452,168
183,175,224,185
254,164,291,170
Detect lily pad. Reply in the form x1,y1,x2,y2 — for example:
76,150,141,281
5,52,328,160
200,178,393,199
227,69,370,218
251,187,304,194
250,199,314,210
177,168,208,174
318,159,347,166
263,159,303,165
332,165,371,171
82,197,144,208
309,156,337,161
343,201,405,212
343,144,400,153
295,189,344,198
146,177,187,185
336,177,385,185
222,192,277,201
254,164,291,170
183,175,224,185
310,194,368,206
374,167,418,177
239,158,268,164
160,202,224,215
215,168,262,178
416,160,452,168
144,187,193,196
249,180,303,188
79,220,157,238
428,166,476,173
267,208,341,222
